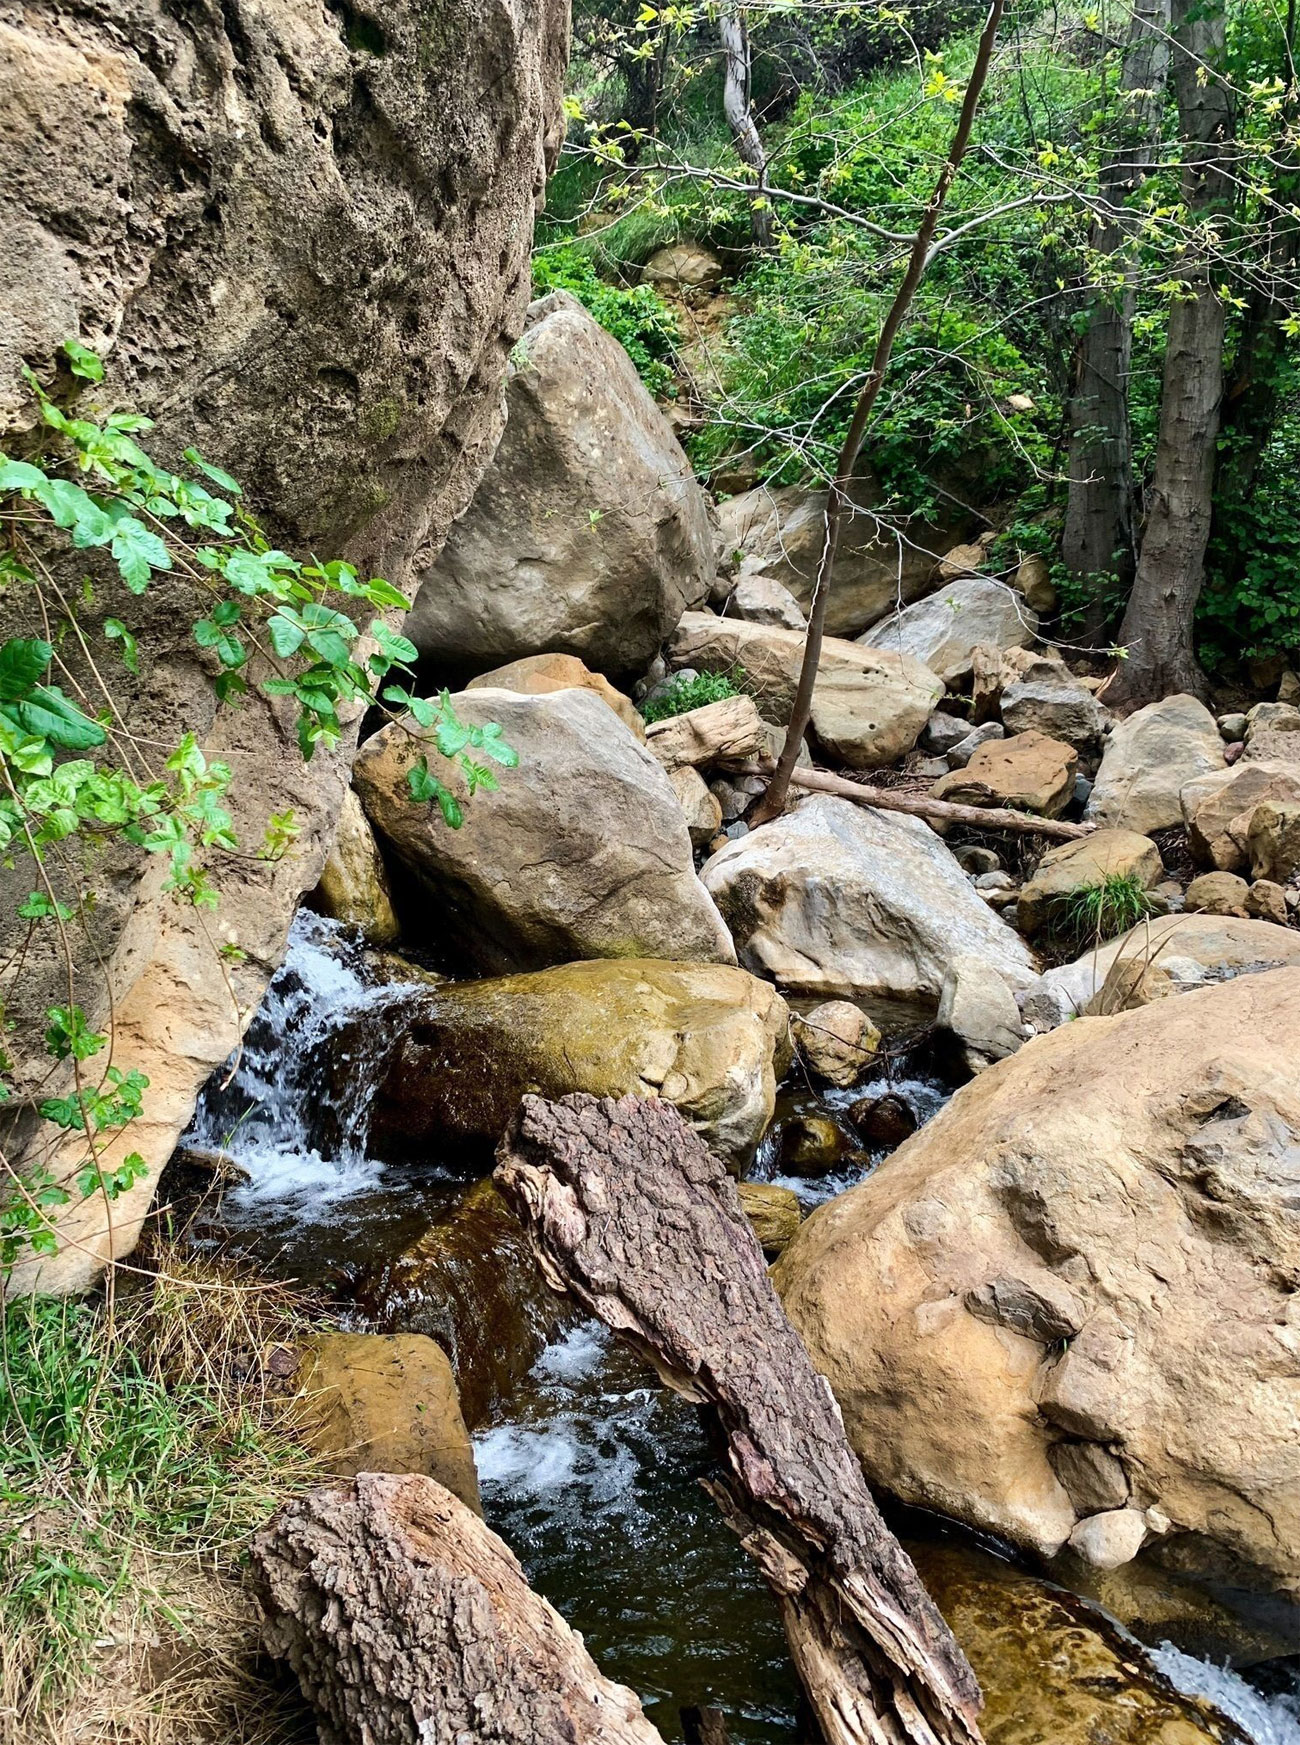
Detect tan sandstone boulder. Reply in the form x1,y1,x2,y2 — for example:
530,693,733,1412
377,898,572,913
933,730,1078,818
1017,830,1164,936
774,968,1300,1598
645,694,767,771
791,1000,881,1087
356,958,790,1164
1181,759,1300,870
314,786,400,946
736,1182,803,1256
667,612,942,768
296,1332,481,1513
1086,695,1223,835
406,292,714,679
465,652,644,739
354,688,734,973
1247,799,1300,883
701,794,1035,1014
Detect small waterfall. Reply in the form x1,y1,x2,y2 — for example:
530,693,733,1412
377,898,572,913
187,908,405,1221
1153,1645,1300,1745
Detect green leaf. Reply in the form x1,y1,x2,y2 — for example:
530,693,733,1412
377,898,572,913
8,686,107,750
406,756,463,827
364,576,412,610
110,517,171,593
267,614,306,658
183,447,243,496
33,476,98,531
477,722,519,768
0,457,46,493
62,337,104,383
369,621,419,665
0,638,52,702
103,619,139,674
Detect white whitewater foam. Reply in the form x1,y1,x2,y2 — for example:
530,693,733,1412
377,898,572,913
1153,1643,1300,1745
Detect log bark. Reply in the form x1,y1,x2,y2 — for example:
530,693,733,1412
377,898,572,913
495,1093,985,1745
1061,0,1171,638
250,1471,667,1745
1111,0,1234,705
730,759,1097,840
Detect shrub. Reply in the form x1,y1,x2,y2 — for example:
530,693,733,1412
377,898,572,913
640,667,746,723
1062,873,1156,944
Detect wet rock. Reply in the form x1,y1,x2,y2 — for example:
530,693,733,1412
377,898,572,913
860,575,1036,686
701,795,1035,1010
1247,799,1300,883
359,957,790,1165
645,694,767,772
1086,696,1224,836
779,1115,848,1177
668,612,942,769
937,955,1025,1071
465,652,645,739
737,1181,802,1256
850,1093,918,1147
792,1001,882,1087
775,967,1300,1597
730,573,806,629
669,766,724,848
1185,872,1250,918
354,687,734,973
1016,830,1164,937
1000,654,1109,750
911,1541,1233,1745
356,1180,569,1429
933,731,1078,818
715,482,969,638
296,1333,481,1514
1181,759,1300,871
407,292,714,679
315,787,400,948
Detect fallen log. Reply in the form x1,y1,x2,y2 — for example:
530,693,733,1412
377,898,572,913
727,759,1096,840
495,1094,985,1745
250,1471,666,1745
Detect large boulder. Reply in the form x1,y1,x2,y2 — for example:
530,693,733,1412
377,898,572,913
998,653,1109,750
464,653,644,739
1181,759,1300,870
0,0,569,1293
860,575,1036,685
774,968,1300,1598
1020,912,1300,1030
355,958,790,1165
701,795,1035,1014
405,292,714,679
716,481,970,638
1016,830,1164,937
353,688,734,974
1087,696,1223,835
933,730,1078,818
667,613,942,769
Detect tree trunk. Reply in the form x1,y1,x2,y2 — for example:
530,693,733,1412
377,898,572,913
251,1472,667,1745
1111,0,1234,705
495,1093,986,1745
1061,0,1171,641
719,9,773,249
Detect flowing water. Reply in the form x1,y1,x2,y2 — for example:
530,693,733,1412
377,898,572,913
188,911,1300,1745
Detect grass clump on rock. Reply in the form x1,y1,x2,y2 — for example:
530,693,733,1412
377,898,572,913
1062,872,1157,946
0,1251,323,1745
641,666,747,724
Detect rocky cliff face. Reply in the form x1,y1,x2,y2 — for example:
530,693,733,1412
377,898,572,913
0,0,569,1289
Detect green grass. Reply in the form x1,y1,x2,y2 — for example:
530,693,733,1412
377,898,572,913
640,667,746,724
1062,873,1156,945
0,1255,323,1745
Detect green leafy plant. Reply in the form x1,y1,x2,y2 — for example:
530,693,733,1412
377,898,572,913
640,665,747,723
1061,873,1156,945
0,343,515,1271
531,244,681,394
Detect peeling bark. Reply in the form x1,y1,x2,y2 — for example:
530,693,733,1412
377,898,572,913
495,1093,985,1745
720,9,773,249
250,1472,666,1745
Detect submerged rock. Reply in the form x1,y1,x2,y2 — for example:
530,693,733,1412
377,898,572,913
354,688,734,974
775,968,1300,1599
295,1332,481,1513
406,292,714,679
702,795,1035,1013
356,958,790,1165
667,612,942,769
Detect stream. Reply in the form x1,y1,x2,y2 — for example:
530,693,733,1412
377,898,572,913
186,911,1300,1745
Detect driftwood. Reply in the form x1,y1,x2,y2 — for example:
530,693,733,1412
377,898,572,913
495,1094,985,1745
250,1472,666,1745
731,758,1096,841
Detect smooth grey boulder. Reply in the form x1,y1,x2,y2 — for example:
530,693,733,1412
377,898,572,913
406,293,714,679
1085,694,1222,834
354,688,735,974
701,794,1035,1012
861,575,1036,685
